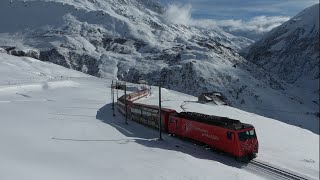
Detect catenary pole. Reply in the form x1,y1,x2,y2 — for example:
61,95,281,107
111,80,114,110
158,75,162,140
110,81,112,106
112,81,115,117
116,81,118,99
125,81,128,124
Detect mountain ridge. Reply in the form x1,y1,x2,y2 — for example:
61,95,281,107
244,3,319,85
0,0,318,133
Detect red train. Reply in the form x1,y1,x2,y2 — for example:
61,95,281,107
117,89,258,160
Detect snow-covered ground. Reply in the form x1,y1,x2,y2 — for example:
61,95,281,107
0,53,318,180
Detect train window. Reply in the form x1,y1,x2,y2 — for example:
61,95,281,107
131,108,140,114
238,129,256,141
249,130,255,136
143,111,154,117
227,132,232,140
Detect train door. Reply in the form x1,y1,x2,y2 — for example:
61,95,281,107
163,111,177,132
168,116,180,135
160,112,167,131
226,131,237,156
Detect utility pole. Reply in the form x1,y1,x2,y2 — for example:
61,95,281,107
111,80,114,110
124,81,128,125
110,80,113,106
158,76,162,140
149,84,152,96
116,81,118,99
112,80,115,116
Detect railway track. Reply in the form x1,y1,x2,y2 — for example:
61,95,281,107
168,137,314,180
248,160,311,180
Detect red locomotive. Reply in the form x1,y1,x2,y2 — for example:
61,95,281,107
117,89,258,160
168,112,258,160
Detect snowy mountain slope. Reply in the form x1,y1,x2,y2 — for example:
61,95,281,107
0,53,318,180
0,0,251,50
242,4,320,134
244,4,319,99
159,55,319,134
0,51,89,85
0,0,253,79
0,0,318,134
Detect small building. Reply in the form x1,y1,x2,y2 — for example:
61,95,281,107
198,92,228,105
138,79,148,84
113,82,125,90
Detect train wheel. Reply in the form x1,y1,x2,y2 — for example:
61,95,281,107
235,156,250,163
248,153,256,160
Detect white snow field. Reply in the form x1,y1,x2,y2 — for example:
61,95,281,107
0,53,318,180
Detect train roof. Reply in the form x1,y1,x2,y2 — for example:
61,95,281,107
177,112,254,131
132,103,176,113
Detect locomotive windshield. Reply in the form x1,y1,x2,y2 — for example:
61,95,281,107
238,129,256,141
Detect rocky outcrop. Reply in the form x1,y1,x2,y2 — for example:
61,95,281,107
0,48,6,53
2,48,41,59
39,49,99,76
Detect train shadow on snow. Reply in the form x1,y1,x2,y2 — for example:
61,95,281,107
96,103,248,169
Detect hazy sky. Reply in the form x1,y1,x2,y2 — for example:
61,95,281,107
160,0,318,39
160,0,318,19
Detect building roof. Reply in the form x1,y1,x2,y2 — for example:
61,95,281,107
199,92,228,105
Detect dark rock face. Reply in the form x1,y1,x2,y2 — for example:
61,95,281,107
40,49,70,68
68,52,99,76
9,49,26,57
161,62,201,95
7,48,40,59
39,49,99,76
3,47,15,52
26,49,40,59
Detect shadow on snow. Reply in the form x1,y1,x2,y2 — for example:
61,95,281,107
96,103,248,169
